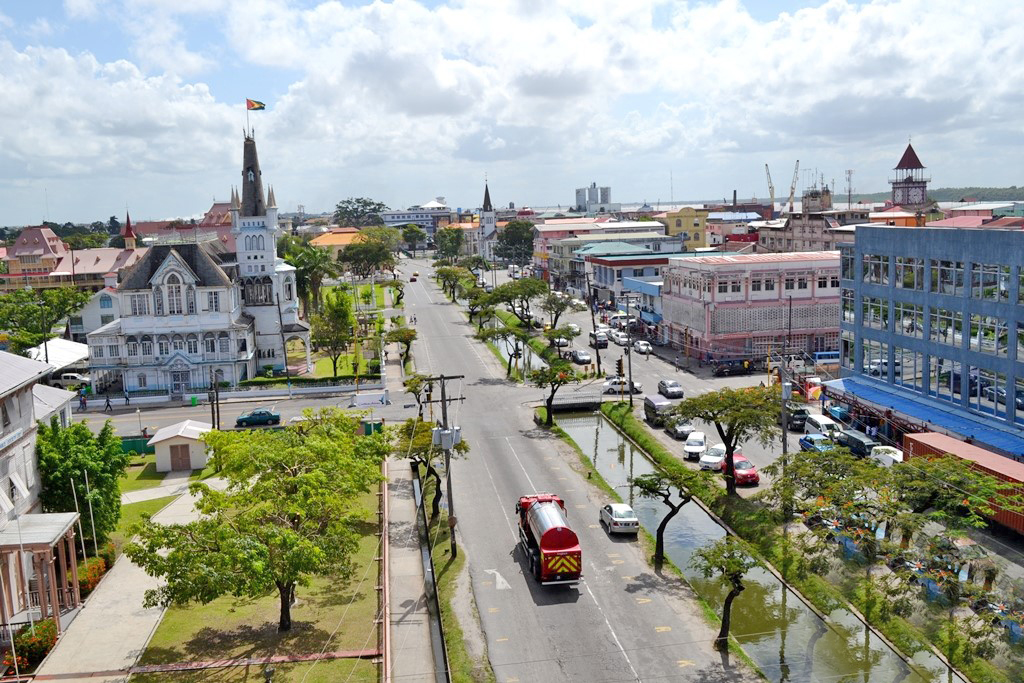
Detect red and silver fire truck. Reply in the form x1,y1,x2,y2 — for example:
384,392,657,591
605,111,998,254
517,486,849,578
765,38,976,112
515,493,583,585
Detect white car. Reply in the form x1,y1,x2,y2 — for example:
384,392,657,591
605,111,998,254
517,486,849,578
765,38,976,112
566,323,581,334
571,298,587,308
553,337,570,347
633,340,652,354
869,445,904,467
603,378,642,394
683,432,707,461
699,443,740,471
599,503,639,535
611,331,629,346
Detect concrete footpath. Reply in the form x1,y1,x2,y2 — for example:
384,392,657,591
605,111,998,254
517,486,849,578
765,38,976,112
36,482,224,683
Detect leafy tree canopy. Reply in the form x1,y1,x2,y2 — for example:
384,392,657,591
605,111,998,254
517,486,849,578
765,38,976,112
0,287,91,355
489,277,548,326
340,241,395,278
359,226,402,253
531,362,578,426
126,408,389,632
37,419,130,547
402,225,427,250
311,289,355,377
434,227,464,263
333,197,388,227
494,220,534,265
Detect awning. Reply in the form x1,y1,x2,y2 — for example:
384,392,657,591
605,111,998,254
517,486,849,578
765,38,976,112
0,512,79,551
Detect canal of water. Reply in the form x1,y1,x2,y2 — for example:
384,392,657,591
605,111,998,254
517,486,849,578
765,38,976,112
557,412,966,683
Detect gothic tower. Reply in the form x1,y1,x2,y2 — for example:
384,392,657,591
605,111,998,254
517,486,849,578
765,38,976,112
480,181,496,258
890,142,930,208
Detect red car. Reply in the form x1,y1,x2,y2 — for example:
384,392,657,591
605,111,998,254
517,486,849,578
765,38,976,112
731,455,760,486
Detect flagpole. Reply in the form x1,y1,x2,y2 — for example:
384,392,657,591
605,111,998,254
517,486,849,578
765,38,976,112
246,104,250,135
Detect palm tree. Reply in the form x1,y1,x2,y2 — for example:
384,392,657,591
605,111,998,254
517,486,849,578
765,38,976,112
287,246,338,316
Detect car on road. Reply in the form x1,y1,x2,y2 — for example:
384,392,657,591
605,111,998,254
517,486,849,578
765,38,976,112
699,446,726,471
869,445,904,467
712,360,753,377
235,408,281,427
412,271,420,277
484,284,493,293
799,433,835,453
570,349,592,365
683,431,707,460
603,378,642,394
834,429,881,457
633,340,652,354
588,331,608,348
732,455,760,486
477,278,486,287
571,298,586,309
599,503,639,535
552,337,570,347
610,330,629,346
657,379,685,398
665,419,694,440
566,323,581,334
409,275,417,282
781,403,809,430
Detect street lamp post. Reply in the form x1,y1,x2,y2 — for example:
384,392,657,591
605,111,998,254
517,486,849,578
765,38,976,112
622,294,641,408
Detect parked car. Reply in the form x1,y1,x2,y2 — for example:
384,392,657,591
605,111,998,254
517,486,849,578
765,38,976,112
484,284,494,293
570,349,592,365
665,420,694,440
713,360,753,377
732,455,760,486
683,431,707,461
983,386,1008,404
781,403,809,430
799,433,835,453
834,429,881,457
235,408,281,427
599,503,639,535
610,330,629,346
699,443,730,471
552,337,570,347
804,413,840,438
603,378,642,394
868,445,904,467
52,372,91,388
566,323,581,334
633,340,652,354
657,379,685,398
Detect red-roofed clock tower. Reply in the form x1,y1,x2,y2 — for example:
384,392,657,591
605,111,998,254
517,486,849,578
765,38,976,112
890,142,931,208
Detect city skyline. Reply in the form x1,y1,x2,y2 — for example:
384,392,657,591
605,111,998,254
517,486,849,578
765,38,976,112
1,0,1022,225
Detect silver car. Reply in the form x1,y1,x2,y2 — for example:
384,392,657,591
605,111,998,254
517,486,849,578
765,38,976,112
658,379,685,398
599,503,639,535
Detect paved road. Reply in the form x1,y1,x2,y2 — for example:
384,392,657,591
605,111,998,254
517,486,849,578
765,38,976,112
401,258,756,682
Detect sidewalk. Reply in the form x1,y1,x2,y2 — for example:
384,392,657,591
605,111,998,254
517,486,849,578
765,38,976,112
388,461,437,682
36,481,225,683
120,470,191,505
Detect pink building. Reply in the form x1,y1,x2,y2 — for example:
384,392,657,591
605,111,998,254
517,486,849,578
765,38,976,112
662,251,840,361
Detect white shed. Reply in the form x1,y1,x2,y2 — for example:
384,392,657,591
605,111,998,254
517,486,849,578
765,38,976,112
147,419,212,472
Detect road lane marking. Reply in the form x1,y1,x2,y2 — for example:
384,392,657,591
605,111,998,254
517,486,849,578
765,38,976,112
612,559,624,564
574,504,586,509
496,637,509,642
621,576,634,580
477,449,520,543
678,659,695,667
484,569,511,590
588,524,599,528
503,437,537,491
636,597,651,604
488,607,500,613
655,626,671,632
606,553,620,557
582,578,641,682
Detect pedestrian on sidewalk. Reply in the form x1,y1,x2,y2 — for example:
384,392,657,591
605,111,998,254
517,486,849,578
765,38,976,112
104,395,112,412
124,392,130,406
384,349,389,362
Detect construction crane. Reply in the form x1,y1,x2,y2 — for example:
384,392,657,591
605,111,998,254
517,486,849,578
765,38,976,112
785,159,800,214
765,164,776,218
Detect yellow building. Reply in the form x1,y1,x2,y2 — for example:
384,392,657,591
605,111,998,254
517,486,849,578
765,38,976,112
309,227,365,259
659,207,709,250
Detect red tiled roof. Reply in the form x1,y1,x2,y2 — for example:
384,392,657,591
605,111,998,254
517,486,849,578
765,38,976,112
894,143,924,170
199,201,233,227
52,248,147,276
8,226,67,259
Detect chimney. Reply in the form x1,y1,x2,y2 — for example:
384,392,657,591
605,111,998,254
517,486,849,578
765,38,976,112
732,190,737,207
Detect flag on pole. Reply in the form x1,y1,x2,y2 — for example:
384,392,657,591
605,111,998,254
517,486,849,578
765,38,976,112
246,99,266,110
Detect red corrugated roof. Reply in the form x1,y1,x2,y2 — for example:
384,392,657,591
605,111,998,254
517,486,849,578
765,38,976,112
907,432,1024,481
894,143,924,170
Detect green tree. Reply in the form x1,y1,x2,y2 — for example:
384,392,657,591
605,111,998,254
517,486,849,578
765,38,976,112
359,226,402,253
689,536,759,652
386,326,417,362
434,227,464,263
340,241,395,278
457,255,489,273
539,293,583,330
402,224,427,256
395,418,470,519
531,362,578,427
333,197,388,227
0,287,91,355
126,408,388,631
403,373,432,419
36,419,130,547
435,266,467,300
64,233,108,249
107,215,121,234
632,469,714,566
286,246,338,315
489,277,548,327
310,289,354,377
544,324,579,357
673,386,780,496
477,326,530,377
390,279,406,306
494,220,534,265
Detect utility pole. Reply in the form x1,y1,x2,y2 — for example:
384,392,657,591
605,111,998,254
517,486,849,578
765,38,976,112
424,374,465,558
583,270,602,375
623,294,639,408
208,368,221,429
780,379,792,527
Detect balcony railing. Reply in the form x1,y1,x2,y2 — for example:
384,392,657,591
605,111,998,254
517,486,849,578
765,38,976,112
93,350,250,367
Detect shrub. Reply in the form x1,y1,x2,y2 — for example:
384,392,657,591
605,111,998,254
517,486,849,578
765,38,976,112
99,541,117,567
5,618,58,671
78,556,107,596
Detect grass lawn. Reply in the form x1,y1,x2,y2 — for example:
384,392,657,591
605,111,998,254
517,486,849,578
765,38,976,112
119,455,165,493
110,495,178,554
132,492,381,683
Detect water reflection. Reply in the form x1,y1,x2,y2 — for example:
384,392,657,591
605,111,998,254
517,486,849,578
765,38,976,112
557,413,962,683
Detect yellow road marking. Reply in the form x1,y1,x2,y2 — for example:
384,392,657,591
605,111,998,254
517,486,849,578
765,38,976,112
489,607,500,613
636,597,651,604
612,559,624,564
481,581,493,586
607,553,621,557
621,575,634,580
655,626,671,632
496,637,509,642
506,678,520,682
678,660,695,667
588,524,599,528
575,504,586,508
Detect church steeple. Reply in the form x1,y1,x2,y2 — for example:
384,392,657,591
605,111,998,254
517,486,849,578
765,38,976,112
241,134,266,217
482,182,493,212
122,212,137,250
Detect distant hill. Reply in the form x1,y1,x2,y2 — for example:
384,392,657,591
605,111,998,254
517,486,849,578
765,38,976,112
853,187,1024,203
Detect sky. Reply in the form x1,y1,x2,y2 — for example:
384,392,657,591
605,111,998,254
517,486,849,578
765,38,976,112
1,0,1022,225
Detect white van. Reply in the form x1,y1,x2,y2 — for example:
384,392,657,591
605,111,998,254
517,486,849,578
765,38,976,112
804,413,839,438
768,355,807,372
869,446,904,467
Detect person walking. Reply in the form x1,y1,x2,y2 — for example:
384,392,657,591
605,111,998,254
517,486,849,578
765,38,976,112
104,395,112,412
124,392,130,407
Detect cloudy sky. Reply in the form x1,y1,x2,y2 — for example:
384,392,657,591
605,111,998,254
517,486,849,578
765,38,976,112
1,0,1021,225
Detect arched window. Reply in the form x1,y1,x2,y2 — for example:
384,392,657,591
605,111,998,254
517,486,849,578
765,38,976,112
172,334,184,352
204,333,216,354
100,294,112,309
126,335,139,357
157,335,170,356
186,286,196,314
141,335,153,356
167,274,182,314
186,334,198,355
675,219,682,228
137,373,147,389
259,276,272,303
153,286,164,315
244,235,251,250
257,235,265,250
218,332,230,354
284,277,293,300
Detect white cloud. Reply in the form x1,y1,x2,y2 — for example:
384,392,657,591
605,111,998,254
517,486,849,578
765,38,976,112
3,0,1024,224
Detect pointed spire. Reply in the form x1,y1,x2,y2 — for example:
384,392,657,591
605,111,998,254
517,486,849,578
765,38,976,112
482,181,493,212
894,142,924,170
230,186,240,210
122,212,136,239
240,134,266,217
267,185,277,209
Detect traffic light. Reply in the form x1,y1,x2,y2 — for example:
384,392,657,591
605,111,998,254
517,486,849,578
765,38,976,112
616,357,624,377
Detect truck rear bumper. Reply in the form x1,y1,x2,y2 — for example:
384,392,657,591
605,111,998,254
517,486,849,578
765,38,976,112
540,576,583,585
